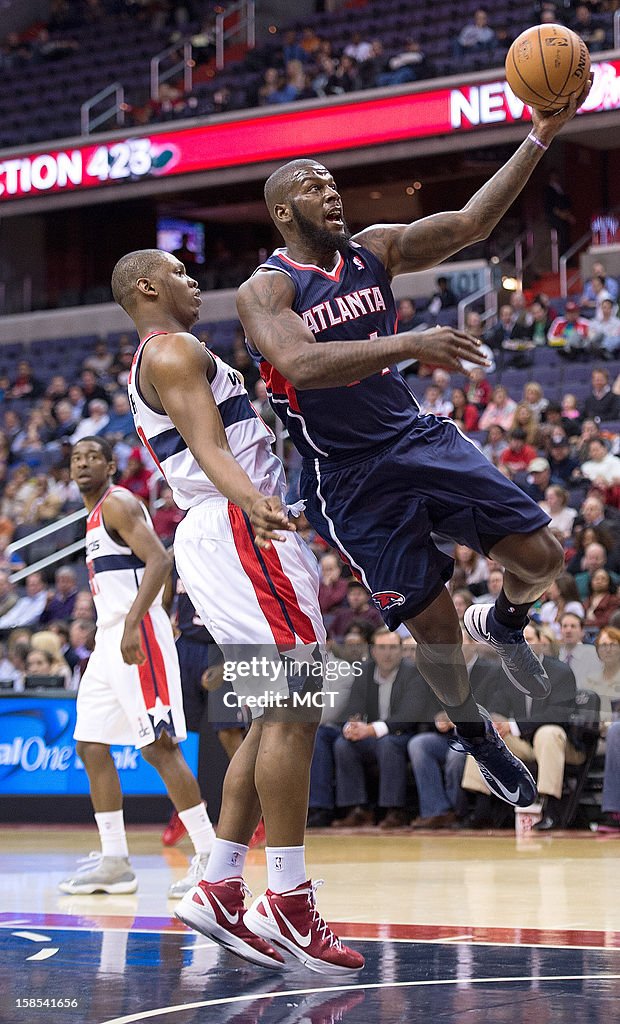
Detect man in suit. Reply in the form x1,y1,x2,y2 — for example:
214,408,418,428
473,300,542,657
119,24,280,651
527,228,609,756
461,622,585,829
311,628,434,829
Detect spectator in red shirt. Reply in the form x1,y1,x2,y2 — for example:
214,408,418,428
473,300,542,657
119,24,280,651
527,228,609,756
465,367,492,410
329,579,383,642
499,428,538,475
450,387,479,432
118,446,152,504
547,301,591,359
318,551,348,618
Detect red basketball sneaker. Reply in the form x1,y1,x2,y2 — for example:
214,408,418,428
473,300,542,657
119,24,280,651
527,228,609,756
162,810,187,847
244,880,365,974
249,818,266,849
175,877,285,970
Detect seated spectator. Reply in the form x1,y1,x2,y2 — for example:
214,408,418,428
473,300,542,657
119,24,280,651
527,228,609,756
481,424,508,465
104,392,135,442
0,571,48,629
66,617,96,687
569,3,606,52
587,625,620,720
358,38,385,89
450,387,479,432
499,428,537,475
20,476,63,527
465,365,492,409
478,385,517,432
39,566,78,625
71,399,110,443
547,301,591,359
420,383,453,417
118,446,153,504
595,717,620,833
456,7,496,56
560,394,582,425
266,59,307,104
23,647,64,687
539,485,578,539
6,360,44,401
72,589,96,621
451,587,475,621
376,37,429,86
152,485,184,546
581,275,616,320
48,400,77,445
408,630,496,828
542,401,581,440
329,579,383,642
452,543,489,595
538,573,585,636
581,261,619,309
299,26,321,60
329,629,433,829
0,569,18,619
509,402,540,447
519,457,551,502
581,439,620,487
0,638,24,689
572,542,620,601
485,304,534,368
523,381,548,420
281,28,306,65
581,493,619,535
547,438,580,486
83,340,114,380
558,611,601,685
79,368,109,406
110,344,136,389
318,552,348,623
584,569,620,631
474,567,505,605
30,630,72,687
32,27,80,61
427,276,458,316
589,299,620,359
344,31,373,64
583,368,620,423
396,297,427,333
529,300,554,347
461,621,585,830
575,418,603,463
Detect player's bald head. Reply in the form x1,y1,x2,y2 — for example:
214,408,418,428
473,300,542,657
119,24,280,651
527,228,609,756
111,248,170,312
264,159,328,221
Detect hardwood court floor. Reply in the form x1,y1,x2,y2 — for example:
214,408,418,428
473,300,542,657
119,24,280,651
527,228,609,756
1,827,619,1024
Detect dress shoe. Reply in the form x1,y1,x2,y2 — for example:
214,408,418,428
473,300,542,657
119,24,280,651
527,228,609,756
533,796,562,832
332,806,374,828
379,808,410,830
307,808,334,828
410,811,457,829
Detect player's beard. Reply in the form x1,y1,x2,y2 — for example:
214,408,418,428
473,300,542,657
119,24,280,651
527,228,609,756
290,202,351,258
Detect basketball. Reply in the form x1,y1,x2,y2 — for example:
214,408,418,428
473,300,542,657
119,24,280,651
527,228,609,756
505,24,590,112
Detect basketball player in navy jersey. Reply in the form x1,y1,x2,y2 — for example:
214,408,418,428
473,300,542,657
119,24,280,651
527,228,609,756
238,91,589,806
111,249,364,974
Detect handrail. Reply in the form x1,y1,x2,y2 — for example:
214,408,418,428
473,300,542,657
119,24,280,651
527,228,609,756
150,41,193,102
559,230,592,298
7,508,87,555
457,275,496,332
80,82,125,135
10,539,87,585
215,0,255,71
615,9,620,49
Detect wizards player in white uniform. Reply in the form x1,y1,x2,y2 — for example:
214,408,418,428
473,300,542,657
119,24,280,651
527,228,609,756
59,436,215,899
112,248,363,975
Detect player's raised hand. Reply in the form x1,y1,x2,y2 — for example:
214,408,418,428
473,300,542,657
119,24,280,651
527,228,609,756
531,72,593,142
405,327,490,375
120,621,146,665
250,495,296,549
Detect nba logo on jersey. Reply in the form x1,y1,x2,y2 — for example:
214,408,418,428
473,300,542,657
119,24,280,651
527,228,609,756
372,591,405,611
353,255,365,270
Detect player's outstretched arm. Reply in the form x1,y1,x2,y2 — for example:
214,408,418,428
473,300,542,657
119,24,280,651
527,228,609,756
354,84,590,277
103,489,173,665
237,271,488,388
144,333,293,548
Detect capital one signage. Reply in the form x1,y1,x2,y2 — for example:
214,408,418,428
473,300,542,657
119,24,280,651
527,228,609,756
0,59,618,203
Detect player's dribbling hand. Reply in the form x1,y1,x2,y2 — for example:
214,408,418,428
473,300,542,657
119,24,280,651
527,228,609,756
408,327,490,376
531,72,593,143
120,622,146,665
250,495,296,550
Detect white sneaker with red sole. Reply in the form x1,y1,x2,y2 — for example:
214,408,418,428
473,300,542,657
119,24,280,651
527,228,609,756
175,876,285,970
244,879,365,974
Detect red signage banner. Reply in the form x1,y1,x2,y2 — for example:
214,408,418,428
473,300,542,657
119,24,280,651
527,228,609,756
0,59,618,203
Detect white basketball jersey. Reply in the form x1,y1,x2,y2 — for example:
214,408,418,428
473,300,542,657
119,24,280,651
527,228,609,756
127,332,285,509
85,485,162,627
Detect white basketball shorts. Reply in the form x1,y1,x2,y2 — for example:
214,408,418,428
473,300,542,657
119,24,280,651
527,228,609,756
174,498,326,714
74,605,187,749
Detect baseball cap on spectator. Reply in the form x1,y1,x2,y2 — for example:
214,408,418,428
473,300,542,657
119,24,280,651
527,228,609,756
565,301,578,312
528,457,550,472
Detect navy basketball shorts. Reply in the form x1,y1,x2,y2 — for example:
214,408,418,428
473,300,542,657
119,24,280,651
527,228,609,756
175,634,245,733
301,415,551,630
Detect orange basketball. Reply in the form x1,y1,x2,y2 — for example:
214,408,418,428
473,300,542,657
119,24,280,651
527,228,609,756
505,24,590,112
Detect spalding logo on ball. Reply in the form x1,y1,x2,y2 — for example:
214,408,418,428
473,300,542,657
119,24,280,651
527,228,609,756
506,24,590,111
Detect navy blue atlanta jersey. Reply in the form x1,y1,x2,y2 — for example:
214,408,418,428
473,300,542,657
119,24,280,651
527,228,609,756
247,241,420,461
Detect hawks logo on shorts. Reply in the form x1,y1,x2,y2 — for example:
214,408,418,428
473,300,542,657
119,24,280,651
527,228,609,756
372,591,406,611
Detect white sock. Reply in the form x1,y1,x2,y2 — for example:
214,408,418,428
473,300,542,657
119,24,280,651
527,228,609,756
178,803,216,855
266,845,307,893
203,838,248,882
95,810,129,858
